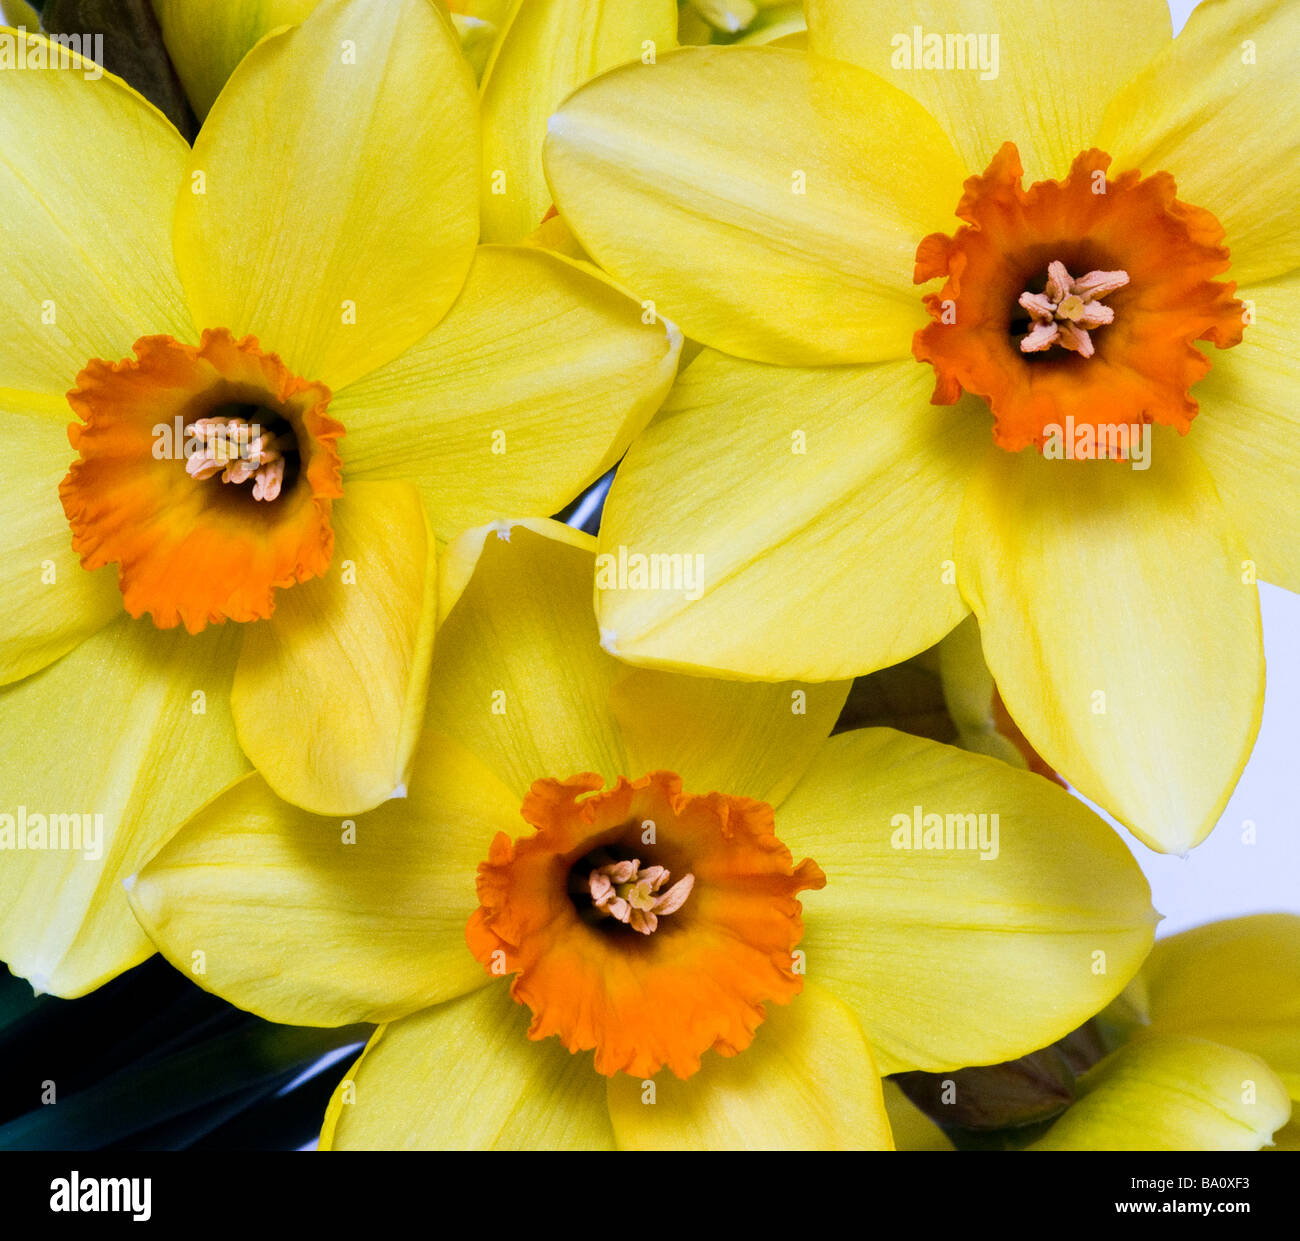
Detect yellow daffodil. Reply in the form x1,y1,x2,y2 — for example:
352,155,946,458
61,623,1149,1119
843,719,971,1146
0,0,678,997
125,519,1156,1149
889,914,1297,1150
542,0,1300,857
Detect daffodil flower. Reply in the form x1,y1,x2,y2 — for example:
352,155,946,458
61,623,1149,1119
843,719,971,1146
542,0,1299,856
126,520,1156,1150
890,914,1298,1150
0,0,678,996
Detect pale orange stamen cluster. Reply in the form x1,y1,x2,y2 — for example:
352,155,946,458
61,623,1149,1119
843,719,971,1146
585,854,695,935
185,415,289,501
1019,260,1129,358
466,771,824,1079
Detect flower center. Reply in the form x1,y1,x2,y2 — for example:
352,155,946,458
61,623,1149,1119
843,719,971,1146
466,771,825,1079
578,851,695,935
60,329,344,632
913,143,1245,453
1018,261,1129,358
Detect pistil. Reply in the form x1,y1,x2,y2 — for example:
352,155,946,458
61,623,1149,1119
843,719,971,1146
1019,260,1129,358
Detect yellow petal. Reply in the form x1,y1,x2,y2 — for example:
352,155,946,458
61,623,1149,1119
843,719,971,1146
320,984,616,1150
0,399,121,684
544,46,966,364
173,0,478,392
596,353,986,679
479,0,677,243
1031,1036,1291,1151
776,728,1157,1075
606,982,893,1150
0,616,248,996
0,28,192,395
956,432,1264,856
882,1080,955,1152
1138,914,1300,1098
334,245,680,540
1186,270,1300,593
129,731,517,1025
423,520,629,799
609,668,848,805
232,482,438,816
152,0,320,118
807,0,1171,185
1096,0,1300,286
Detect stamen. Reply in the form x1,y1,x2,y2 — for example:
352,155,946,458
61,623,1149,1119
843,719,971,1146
586,855,695,935
185,415,289,502
1019,259,1129,359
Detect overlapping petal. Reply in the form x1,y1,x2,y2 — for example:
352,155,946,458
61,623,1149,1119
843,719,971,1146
0,616,248,996
609,667,849,806
0,29,193,395
596,354,988,679
606,983,893,1150
422,521,630,799
320,983,616,1150
544,46,966,364
1188,269,1300,593
806,0,1171,185
231,482,438,816
127,733,517,1026
478,0,677,243
956,432,1264,855
152,0,321,118
334,245,680,540
1031,1035,1291,1151
0,400,121,684
776,728,1157,1075
173,0,479,392
1097,0,1300,286
1138,915,1300,1098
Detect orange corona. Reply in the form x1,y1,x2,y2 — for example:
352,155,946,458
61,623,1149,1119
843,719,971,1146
913,144,1245,453
467,770,825,1080
59,328,344,632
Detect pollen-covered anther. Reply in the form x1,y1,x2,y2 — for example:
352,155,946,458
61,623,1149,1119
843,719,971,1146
184,416,290,501
1019,261,1129,358
587,856,695,935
